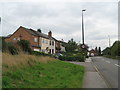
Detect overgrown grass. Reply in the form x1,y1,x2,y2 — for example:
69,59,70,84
2,53,84,88
103,55,120,60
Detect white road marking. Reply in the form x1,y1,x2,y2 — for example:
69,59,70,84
105,61,110,63
115,64,120,67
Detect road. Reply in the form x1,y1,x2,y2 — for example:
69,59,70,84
91,56,119,88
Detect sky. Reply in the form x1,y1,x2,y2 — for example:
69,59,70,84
0,0,119,50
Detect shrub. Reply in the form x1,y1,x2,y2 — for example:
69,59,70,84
1,37,7,52
7,43,18,55
1,37,18,55
59,54,85,62
17,40,31,53
31,51,52,57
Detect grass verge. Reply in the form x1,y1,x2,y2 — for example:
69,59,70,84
103,55,120,60
2,53,84,88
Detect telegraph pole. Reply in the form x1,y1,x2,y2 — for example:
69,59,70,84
108,35,111,47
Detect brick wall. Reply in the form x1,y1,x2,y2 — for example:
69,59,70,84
5,26,40,50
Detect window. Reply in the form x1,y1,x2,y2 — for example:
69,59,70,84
52,41,54,46
42,39,44,43
52,49,54,54
13,38,16,41
50,41,51,45
17,37,20,41
34,37,38,42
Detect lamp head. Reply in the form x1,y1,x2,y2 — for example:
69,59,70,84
82,9,86,11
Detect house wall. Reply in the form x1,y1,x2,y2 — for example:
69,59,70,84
40,37,55,54
49,40,55,54
60,45,66,52
55,41,62,53
40,37,49,53
5,26,40,51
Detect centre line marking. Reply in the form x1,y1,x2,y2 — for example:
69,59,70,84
115,64,120,67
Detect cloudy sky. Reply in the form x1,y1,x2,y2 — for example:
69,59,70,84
0,0,119,50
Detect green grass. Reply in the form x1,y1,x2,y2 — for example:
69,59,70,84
3,60,84,88
103,55,120,60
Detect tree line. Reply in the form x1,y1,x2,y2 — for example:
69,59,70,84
102,41,120,56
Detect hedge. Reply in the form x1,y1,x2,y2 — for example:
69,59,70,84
59,55,85,62
31,51,52,57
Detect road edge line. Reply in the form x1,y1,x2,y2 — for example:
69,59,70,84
90,58,112,88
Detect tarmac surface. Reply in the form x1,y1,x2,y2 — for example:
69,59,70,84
91,56,119,88
69,58,108,88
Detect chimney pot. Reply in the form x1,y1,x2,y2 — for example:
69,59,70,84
37,29,41,33
48,31,52,37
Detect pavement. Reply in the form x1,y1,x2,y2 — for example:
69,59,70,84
69,57,108,88
91,56,119,88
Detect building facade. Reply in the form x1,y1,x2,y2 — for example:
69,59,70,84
5,26,57,54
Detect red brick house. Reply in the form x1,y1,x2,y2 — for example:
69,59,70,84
5,26,56,54
5,26,66,54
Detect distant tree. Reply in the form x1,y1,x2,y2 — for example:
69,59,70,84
95,47,98,56
65,38,77,52
98,47,101,56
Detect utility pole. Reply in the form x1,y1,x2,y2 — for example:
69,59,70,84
108,35,111,47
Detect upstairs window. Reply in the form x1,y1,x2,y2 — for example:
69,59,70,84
52,41,54,46
46,40,48,44
42,39,44,43
13,38,16,41
34,37,38,42
50,41,51,45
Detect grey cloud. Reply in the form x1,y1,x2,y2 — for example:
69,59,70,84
1,1,118,50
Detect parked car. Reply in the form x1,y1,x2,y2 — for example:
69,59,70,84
54,53,63,59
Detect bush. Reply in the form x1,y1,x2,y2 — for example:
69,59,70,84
7,43,18,55
31,51,52,57
1,37,7,52
59,54,85,62
1,37,18,55
17,40,31,53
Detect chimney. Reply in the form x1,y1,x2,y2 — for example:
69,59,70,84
48,31,52,37
37,29,41,33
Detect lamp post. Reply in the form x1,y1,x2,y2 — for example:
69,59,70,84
82,9,86,46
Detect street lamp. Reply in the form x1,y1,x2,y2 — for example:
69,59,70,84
82,9,86,46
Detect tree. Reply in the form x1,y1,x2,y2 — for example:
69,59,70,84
102,41,120,56
95,47,98,56
17,40,31,53
98,47,101,56
65,38,77,52
111,41,120,56
102,47,111,55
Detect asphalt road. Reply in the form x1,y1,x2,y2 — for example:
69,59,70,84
91,56,119,88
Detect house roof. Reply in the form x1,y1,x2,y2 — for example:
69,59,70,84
6,34,12,38
21,26,54,40
58,40,67,44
